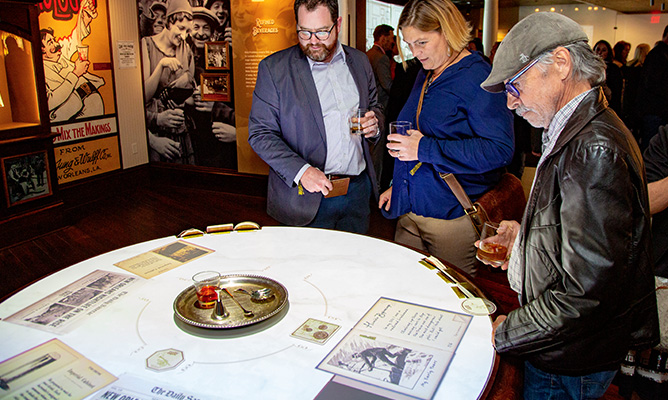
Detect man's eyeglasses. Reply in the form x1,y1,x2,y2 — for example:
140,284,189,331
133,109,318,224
504,57,541,98
297,23,336,41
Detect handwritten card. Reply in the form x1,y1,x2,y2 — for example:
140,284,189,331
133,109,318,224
317,297,472,400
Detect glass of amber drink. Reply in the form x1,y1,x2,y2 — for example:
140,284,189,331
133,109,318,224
476,222,510,267
349,108,367,135
192,271,221,309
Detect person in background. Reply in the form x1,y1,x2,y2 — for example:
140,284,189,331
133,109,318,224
367,24,394,110
467,37,490,64
150,1,167,35
385,35,399,79
142,0,196,164
623,43,651,139
367,24,394,191
613,40,631,68
248,0,382,234
379,0,513,276
613,40,631,117
479,12,659,399
489,41,500,64
594,39,623,115
637,25,668,152
205,0,232,44
628,43,651,68
187,7,237,168
643,124,668,279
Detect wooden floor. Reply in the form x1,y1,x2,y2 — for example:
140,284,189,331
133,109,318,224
0,182,627,399
0,183,397,302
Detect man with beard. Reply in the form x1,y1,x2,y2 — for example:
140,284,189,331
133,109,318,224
478,12,658,398
248,0,382,233
187,7,237,168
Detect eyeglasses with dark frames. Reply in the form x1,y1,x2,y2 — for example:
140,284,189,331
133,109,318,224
504,57,542,99
297,23,336,41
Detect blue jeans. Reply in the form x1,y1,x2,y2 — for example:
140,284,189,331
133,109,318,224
307,172,371,234
524,361,617,400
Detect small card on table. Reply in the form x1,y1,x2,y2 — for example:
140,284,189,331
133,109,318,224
291,318,340,345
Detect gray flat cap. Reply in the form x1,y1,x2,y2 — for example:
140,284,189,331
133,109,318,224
481,12,588,93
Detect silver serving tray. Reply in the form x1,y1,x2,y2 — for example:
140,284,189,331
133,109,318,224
173,274,288,329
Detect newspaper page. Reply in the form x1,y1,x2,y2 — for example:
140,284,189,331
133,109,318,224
4,270,142,334
0,339,116,399
88,373,215,400
114,240,214,279
317,297,472,400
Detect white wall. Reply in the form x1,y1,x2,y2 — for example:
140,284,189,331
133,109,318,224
366,0,412,58
108,0,148,169
519,5,666,55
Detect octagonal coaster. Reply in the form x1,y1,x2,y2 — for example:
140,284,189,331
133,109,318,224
146,348,184,372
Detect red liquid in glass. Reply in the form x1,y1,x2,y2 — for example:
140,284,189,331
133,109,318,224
196,285,218,308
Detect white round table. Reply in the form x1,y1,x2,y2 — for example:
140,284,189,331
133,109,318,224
0,227,496,399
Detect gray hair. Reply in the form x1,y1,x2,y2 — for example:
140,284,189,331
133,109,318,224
536,41,606,87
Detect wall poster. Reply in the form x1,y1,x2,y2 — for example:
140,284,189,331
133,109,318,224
1,151,52,207
38,0,122,184
136,0,238,169
230,0,297,174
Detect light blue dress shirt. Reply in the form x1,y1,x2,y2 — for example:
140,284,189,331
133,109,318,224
294,42,364,184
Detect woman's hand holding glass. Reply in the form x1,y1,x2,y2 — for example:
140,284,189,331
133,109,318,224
387,128,422,161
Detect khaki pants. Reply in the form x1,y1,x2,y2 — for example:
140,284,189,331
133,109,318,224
395,212,478,276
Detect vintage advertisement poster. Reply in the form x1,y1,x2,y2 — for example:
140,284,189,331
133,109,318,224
318,298,472,400
4,270,142,335
55,135,121,184
136,0,238,169
38,0,121,184
230,0,297,174
114,240,214,279
0,339,116,399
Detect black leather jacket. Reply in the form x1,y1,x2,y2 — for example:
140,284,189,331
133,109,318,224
495,88,659,375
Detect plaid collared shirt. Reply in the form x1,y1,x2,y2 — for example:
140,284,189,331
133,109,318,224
506,88,594,295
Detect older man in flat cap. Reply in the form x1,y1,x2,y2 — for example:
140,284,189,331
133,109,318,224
478,12,659,398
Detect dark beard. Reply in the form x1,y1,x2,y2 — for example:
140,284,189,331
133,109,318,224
300,41,336,62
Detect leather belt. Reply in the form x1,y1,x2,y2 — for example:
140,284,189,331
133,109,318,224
328,172,365,181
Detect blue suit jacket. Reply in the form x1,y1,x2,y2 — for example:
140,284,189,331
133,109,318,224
249,44,382,226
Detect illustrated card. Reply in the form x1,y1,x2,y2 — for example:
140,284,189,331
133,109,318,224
317,297,472,400
291,318,340,345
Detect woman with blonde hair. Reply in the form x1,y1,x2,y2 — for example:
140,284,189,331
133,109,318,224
624,43,652,135
628,43,651,67
379,0,513,276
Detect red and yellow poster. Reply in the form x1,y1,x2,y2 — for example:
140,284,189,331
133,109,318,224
55,136,121,184
38,0,121,184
